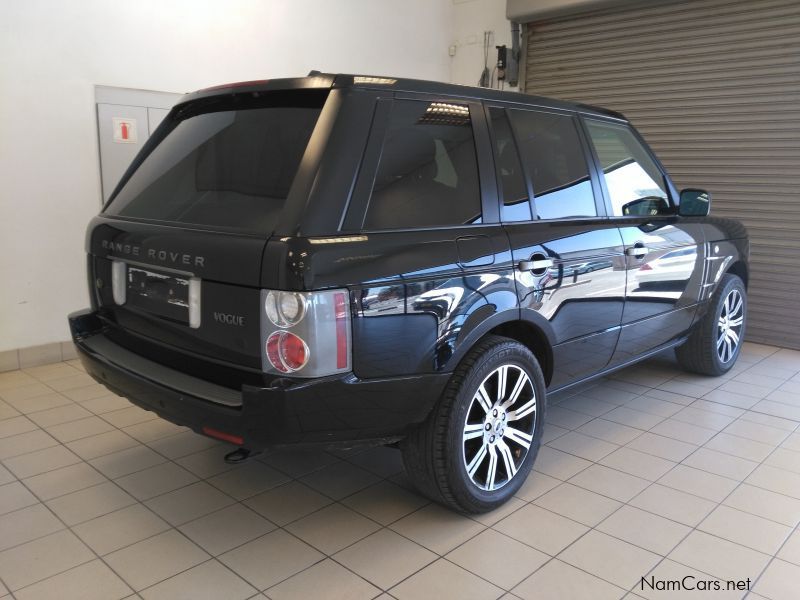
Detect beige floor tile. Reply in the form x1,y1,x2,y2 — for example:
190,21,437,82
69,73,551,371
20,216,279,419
259,448,340,478
718,380,773,400
0,400,19,422
599,447,675,481
105,530,209,590
0,464,14,486
45,373,95,393
207,461,289,501
0,429,59,461
624,395,684,418
649,419,716,446
26,403,91,428
682,447,759,481
61,384,113,402
494,503,588,556
532,446,592,480
534,482,621,526
123,419,185,443
78,393,130,414
140,559,256,600
601,406,664,430
146,430,219,460
144,481,235,526
747,464,800,500
545,406,594,429
576,418,643,445
513,558,625,600
540,424,569,444
554,395,618,417
568,463,650,502
657,464,738,503
89,444,167,478
13,559,131,600
3,392,72,415
219,529,323,590
46,480,136,525
671,405,736,430
782,432,800,452
669,530,770,581
390,503,486,555
66,429,139,461
22,363,77,383
23,461,106,500
179,504,275,556
116,461,198,501
625,432,697,462
287,503,381,555
579,383,641,404
175,445,239,479
299,460,380,500
72,503,171,555
689,398,746,418
391,558,503,600
245,481,332,526
778,529,800,566
513,470,560,501
0,481,37,515
698,505,791,555
764,447,800,475
3,444,80,478
101,405,158,428
268,558,379,600
45,415,115,443
723,419,789,446
705,433,775,463
702,389,758,409
446,528,549,589
751,399,800,422
630,484,716,527
635,559,742,600
547,431,619,462
345,445,405,478
473,495,526,527
0,529,93,591
341,480,428,525
597,504,690,556
0,382,57,405
0,503,64,551
724,484,800,527
334,528,435,589
754,559,800,600
0,416,38,439
560,529,660,589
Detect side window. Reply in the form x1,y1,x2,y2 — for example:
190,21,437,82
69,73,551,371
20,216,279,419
508,109,597,219
363,100,481,230
488,107,531,222
584,120,671,217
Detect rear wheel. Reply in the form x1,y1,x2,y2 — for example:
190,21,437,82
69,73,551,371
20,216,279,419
676,273,746,376
401,336,545,513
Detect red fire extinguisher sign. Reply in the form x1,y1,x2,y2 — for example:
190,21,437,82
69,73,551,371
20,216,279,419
112,117,138,144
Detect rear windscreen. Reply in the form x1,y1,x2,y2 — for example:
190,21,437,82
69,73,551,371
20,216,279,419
104,91,326,233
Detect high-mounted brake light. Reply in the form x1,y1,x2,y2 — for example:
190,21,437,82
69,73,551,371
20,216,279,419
260,288,351,378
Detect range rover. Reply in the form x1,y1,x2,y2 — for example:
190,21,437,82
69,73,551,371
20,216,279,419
69,73,749,513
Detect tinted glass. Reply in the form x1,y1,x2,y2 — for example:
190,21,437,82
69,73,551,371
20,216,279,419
364,100,481,230
509,109,596,219
489,107,531,222
585,120,670,217
105,92,325,233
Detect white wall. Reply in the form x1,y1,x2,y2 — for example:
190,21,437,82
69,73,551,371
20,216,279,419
0,0,454,352
450,0,516,90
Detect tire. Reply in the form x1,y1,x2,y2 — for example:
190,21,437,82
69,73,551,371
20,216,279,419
676,273,746,376
401,335,546,514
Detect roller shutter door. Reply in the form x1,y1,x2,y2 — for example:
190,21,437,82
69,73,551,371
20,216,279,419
523,0,800,349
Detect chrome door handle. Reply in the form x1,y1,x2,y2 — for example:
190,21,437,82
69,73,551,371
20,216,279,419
518,258,553,272
625,245,649,257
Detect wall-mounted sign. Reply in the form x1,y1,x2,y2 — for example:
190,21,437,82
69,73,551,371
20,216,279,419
112,117,138,143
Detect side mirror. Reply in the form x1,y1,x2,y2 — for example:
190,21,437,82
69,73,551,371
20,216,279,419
678,188,711,217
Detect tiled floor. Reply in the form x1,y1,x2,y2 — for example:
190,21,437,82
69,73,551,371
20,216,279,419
1,343,800,599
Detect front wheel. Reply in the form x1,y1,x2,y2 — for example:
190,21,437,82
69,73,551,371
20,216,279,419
401,336,546,514
676,273,746,376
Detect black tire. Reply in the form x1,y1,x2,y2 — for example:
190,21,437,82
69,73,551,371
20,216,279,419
676,273,746,376
401,335,546,514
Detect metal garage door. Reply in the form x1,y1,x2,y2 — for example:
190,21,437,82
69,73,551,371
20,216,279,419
523,0,800,349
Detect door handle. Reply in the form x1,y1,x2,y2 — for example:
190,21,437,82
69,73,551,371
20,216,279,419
625,244,649,258
518,257,553,273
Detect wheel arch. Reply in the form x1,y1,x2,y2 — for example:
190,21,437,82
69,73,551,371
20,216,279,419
726,260,749,289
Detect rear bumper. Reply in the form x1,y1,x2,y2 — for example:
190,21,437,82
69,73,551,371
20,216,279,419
69,309,448,450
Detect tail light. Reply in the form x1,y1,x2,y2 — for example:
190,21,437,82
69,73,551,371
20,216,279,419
260,289,351,377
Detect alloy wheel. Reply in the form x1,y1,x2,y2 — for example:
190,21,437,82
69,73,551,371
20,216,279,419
462,364,536,491
717,288,744,363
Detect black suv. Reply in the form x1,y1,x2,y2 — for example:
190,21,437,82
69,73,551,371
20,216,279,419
70,73,749,513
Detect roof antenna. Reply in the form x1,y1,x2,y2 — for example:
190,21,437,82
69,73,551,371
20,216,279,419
308,70,322,76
